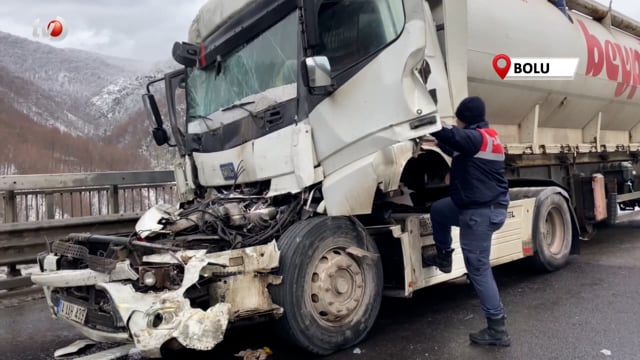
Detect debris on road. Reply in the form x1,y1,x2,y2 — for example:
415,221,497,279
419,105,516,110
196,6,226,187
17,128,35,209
73,344,135,360
54,339,95,358
54,341,134,360
235,347,273,360
353,347,362,354
600,349,612,356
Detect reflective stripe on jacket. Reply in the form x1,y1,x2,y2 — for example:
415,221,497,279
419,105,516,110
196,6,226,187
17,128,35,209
475,128,505,161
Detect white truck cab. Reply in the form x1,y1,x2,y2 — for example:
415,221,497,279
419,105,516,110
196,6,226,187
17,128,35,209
32,0,640,357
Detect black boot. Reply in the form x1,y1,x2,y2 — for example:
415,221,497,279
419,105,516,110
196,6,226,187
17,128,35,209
469,316,511,347
422,247,454,273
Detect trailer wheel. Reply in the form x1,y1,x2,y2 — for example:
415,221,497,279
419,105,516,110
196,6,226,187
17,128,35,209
271,216,383,355
531,193,572,272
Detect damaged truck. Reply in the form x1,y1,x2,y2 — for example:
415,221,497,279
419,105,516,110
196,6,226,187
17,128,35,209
31,0,640,357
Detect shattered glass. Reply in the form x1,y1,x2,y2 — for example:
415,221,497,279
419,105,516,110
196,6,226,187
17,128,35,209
187,12,297,126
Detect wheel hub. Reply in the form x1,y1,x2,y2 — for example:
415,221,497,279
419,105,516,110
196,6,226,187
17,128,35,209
308,248,365,325
335,275,350,294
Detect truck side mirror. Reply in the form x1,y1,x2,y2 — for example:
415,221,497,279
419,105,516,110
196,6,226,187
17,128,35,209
302,56,334,93
142,93,163,128
152,127,169,146
172,41,199,68
142,93,169,146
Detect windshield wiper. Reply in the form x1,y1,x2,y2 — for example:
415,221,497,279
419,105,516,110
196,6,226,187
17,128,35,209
189,114,214,121
221,101,256,116
189,114,217,132
189,100,257,134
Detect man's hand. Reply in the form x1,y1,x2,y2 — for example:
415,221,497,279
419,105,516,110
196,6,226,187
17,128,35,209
440,119,454,129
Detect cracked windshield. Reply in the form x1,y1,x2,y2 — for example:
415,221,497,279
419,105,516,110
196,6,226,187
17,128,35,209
186,12,297,132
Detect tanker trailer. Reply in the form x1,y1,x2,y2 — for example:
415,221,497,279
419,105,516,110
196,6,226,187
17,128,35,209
416,0,640,239
31,0,640,357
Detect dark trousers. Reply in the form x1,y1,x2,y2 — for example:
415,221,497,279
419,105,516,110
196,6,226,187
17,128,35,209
431,197,507,318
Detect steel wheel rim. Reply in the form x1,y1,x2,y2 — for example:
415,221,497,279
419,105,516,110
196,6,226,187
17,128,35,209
543,207,565,255
306,247,366,326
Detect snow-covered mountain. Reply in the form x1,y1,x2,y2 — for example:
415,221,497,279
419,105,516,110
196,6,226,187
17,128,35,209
0,31,182,172
0,31,180,136
88,60,181,135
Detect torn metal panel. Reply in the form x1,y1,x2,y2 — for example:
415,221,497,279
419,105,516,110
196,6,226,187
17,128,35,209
144,242,284,321
37,236,282,357
210,273,283,319
142,250,206,265
127,301,231,357
36,252,229,358
100,252,208,322
31,260,138,287
102,253,230,358
136,203,204,236
322,141,418,216
143,241,280,274
54,339,96,358
73,344,136,360
135,204,177,238
66,321,130,344
173,303,231,351
205,241,280,273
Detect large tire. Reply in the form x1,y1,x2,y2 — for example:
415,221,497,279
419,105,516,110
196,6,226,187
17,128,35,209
531,193,573,272
271,216,383,355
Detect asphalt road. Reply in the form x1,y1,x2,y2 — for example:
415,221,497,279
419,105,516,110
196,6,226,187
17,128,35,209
2,221,640,360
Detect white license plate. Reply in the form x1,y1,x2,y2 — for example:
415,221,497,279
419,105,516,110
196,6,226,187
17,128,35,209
56,300,87,324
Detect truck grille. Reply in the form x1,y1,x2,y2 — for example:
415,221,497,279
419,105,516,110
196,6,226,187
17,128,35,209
52,241,118,273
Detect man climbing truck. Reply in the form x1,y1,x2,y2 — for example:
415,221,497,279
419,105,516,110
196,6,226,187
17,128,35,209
30,0,640,358
425,96,512,347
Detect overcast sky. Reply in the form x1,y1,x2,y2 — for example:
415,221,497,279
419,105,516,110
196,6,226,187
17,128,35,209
0,0,208,62
593,0,640,21
0,0,638,62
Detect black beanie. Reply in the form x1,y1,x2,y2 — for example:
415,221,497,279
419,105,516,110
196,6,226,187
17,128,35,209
455,96,486,125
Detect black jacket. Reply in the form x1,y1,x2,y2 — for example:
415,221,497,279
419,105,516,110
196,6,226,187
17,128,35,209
431,121,509,209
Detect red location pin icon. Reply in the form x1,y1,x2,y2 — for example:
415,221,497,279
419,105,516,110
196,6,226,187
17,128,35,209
492,54,511,80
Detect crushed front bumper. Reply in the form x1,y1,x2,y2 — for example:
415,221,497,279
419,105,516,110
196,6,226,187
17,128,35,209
31,241,282,358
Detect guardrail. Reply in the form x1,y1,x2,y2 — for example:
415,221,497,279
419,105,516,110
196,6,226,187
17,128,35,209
0,170,177,293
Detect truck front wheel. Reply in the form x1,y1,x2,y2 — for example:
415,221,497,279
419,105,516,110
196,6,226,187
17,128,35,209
271,216,383,355
531,193,572,272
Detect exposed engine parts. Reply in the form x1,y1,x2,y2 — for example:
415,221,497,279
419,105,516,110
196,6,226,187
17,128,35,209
159,192,304,249
138,265,184,290
44,190,305,294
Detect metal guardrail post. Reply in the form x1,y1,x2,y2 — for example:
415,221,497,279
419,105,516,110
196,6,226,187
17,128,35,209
109,185,120,214
45,193,55,220
3,190,17,223
2,191,21,279
6,265,21,277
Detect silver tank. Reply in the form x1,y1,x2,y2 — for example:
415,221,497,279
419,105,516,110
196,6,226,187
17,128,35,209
465,0,640,147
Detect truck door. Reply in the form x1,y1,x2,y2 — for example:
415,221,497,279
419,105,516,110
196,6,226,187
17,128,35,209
300,0,441,175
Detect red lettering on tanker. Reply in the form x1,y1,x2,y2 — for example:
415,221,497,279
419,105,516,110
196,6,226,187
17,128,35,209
578,19,640,100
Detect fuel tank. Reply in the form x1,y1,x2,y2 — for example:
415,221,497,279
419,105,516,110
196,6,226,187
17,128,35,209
464,0,640,148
